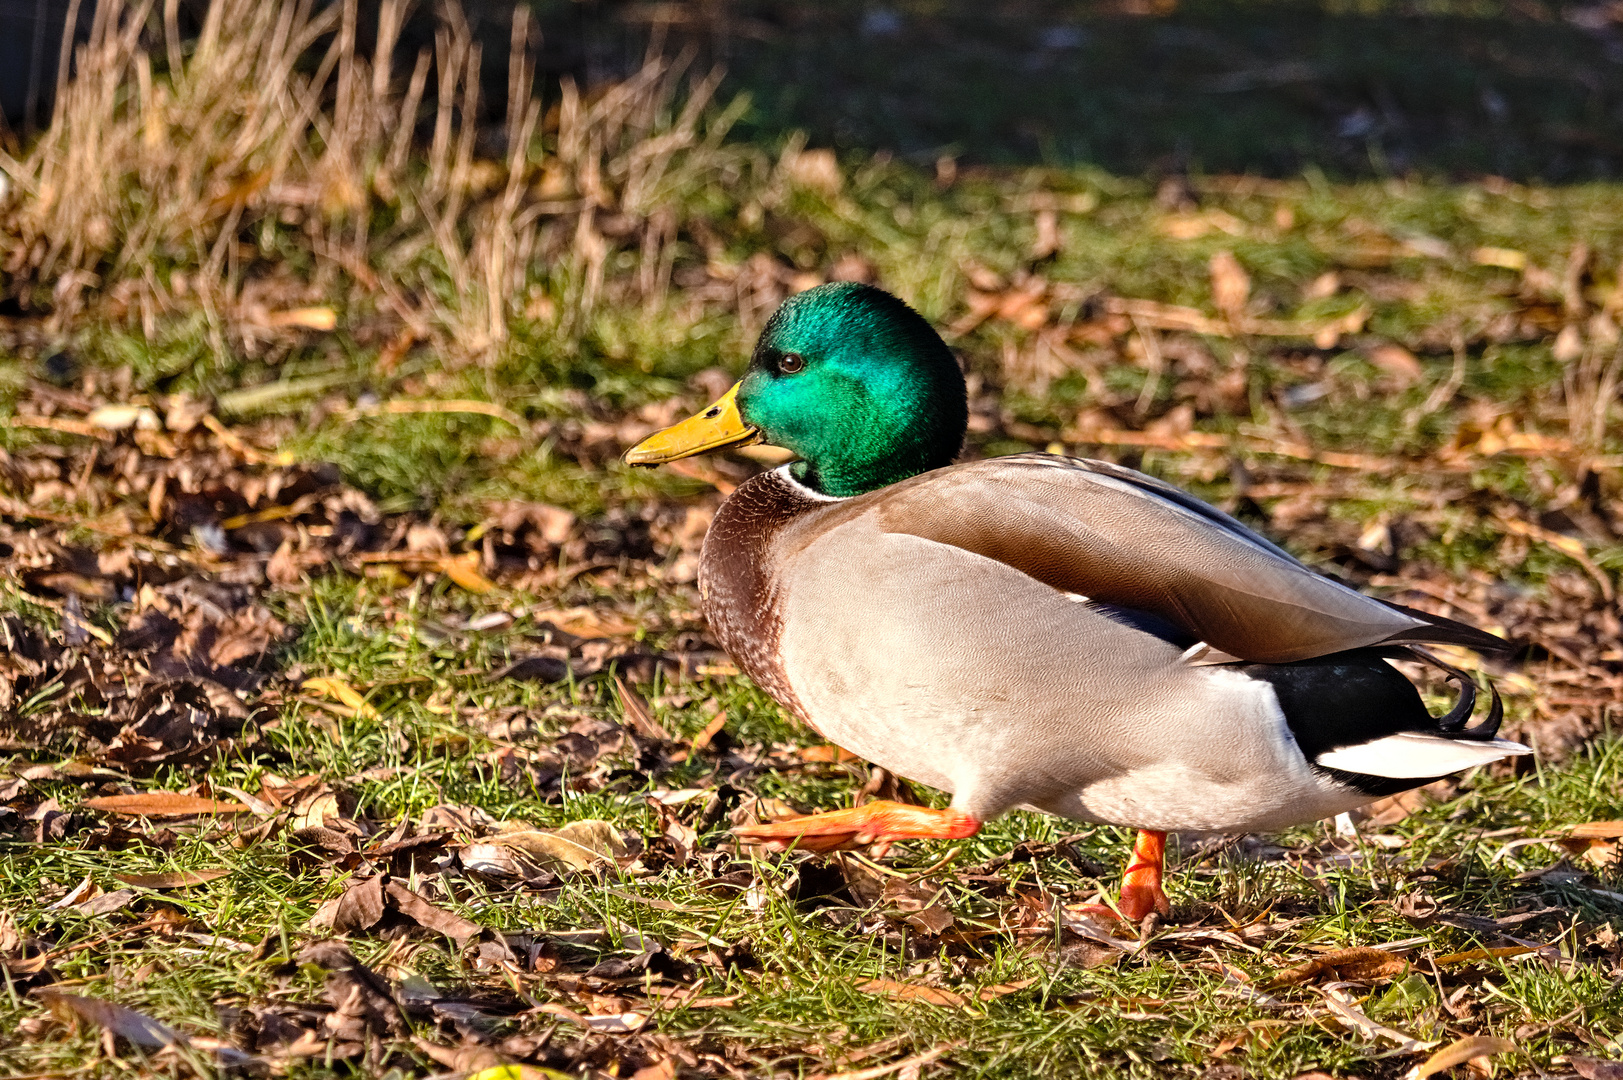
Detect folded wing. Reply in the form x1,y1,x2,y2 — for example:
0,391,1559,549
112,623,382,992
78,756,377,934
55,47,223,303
874,454,1506,663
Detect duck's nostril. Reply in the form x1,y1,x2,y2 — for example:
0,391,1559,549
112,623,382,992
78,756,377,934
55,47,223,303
705,408,720,418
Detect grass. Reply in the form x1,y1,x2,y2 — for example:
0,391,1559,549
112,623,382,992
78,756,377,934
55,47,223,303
1,1,1622,1077
2,576,1620,1077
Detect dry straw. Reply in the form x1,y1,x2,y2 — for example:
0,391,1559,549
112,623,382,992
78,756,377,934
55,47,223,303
0,0,750,365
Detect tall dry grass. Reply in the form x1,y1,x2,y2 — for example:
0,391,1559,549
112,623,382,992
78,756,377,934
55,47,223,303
0,0,748,365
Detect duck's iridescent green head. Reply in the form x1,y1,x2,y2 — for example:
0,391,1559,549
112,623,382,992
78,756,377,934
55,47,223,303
626,283,968,498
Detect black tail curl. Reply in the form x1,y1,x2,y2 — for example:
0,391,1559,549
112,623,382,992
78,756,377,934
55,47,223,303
1381,645,1505,742
1245,644,1516,800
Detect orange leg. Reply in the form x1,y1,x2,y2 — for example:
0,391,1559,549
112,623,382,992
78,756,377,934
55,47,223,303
1078,829,1173,924
1117,829,1172,921
733,800,980,854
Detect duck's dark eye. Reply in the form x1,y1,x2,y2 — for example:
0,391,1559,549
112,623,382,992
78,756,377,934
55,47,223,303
778,352,805,374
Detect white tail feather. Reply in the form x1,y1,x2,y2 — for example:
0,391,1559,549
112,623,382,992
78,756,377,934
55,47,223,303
1180,641,1244,666
1315,732,1531,779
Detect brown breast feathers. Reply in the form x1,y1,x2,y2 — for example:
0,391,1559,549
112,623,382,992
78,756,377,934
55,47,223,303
697,469,835,726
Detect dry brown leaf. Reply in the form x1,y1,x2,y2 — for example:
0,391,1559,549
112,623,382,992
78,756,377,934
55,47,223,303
329,874,387,934
1367,343,1424,388
689,708,729,753
1362,788,1431,826
798,744,861,764
1474,246,1526,270
1266,947,1407,988
948,289,1005,335
47,875,100,910
1310,304,1371,348
10,415,114,439
648,799,698,867
830,253,876,284
1572,1056,1623,1080
78,889,139,916
903,906,955,935
260,306,337,330
535,1002,648,1033
856,979,966,1008
993,281,1050,331
976,978,1037,1001
531,607,639,639
1209,250,1250,321
35,990,184,1049
384,881,481,947
1031,208,1061,261
87,404,162,431
289,787,345,832
1212,1022,1301,1059
115,869,230,889
266,540,301,587
490,819,627,873
1099,295,1368,347
1558,833,1620,868
437,552,496,593
298,941,407,1041
1303,271,1341,299
484,499,576,545
1161,209,1245,240
409,1037,504,1074
786,147,842,194
696,660,740,677
204,168,273,218
1057,908,1141,952
82,793,250,817
457,841,531,879
1433,945,1539,965
1404,1036,1517,1080
1568,821,1623,839
34,989,259,1067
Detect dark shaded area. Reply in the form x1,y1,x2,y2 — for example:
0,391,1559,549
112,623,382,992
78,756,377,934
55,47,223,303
593,0,1623,181
6,0,1622,177
0,0,95,135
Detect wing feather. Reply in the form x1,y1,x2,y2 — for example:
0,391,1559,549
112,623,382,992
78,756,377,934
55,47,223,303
871,454,1505,662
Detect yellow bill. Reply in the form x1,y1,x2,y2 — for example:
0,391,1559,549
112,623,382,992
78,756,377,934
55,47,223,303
623,382,760,466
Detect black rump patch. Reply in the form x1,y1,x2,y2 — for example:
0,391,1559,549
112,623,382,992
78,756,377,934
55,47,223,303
1240,648,1446,798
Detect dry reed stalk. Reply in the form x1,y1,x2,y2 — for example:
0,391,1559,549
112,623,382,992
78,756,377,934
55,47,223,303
0,0,752,366
1565,339,1623,456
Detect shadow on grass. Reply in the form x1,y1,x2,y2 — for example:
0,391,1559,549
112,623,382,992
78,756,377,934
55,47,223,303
549,0,1623,181
12,1,1614,181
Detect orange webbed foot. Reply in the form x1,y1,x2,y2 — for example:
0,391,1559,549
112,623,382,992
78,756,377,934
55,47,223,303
733,800,980,854
1077,829,1172,925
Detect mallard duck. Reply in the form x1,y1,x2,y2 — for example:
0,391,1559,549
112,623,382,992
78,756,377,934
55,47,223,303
626,282,1530,921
